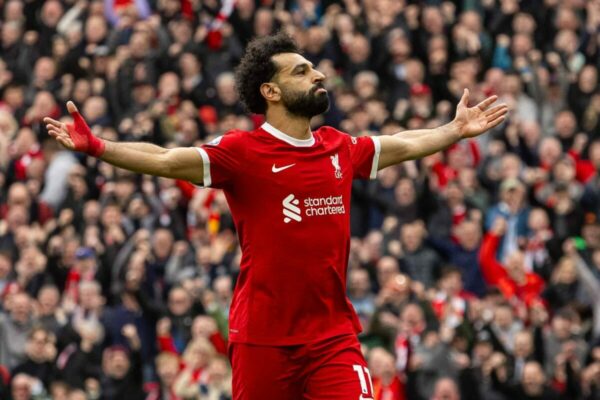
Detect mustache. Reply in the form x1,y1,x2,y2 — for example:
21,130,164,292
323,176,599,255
311,83,326,93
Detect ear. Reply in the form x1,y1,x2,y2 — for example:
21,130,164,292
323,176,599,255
260,83,281,102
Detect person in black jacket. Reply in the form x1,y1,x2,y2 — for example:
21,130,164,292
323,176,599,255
490,358,561,400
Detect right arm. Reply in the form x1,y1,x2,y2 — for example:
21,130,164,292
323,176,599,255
100,141,204,183
44,101,204,184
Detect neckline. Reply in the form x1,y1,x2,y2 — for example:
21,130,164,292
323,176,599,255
260,122,315,147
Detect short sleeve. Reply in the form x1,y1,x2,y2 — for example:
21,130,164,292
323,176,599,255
195,132,243,189
348,135,381,180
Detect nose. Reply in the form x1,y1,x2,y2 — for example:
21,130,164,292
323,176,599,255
312,69,326,83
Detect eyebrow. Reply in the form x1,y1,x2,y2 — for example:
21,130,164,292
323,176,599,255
291,62,314,73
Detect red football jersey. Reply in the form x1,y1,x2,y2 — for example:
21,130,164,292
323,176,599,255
196,122,380,345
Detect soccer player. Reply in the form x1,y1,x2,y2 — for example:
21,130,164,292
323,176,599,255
45,32,507,399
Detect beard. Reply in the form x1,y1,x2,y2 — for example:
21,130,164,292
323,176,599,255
280,84,330,118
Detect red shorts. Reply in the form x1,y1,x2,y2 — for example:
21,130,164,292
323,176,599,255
229,334,374,400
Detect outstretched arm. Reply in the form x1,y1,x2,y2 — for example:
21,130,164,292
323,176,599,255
44,102,204,183
377,89,507,169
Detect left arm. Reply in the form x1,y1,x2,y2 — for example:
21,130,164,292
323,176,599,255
377,89,507,170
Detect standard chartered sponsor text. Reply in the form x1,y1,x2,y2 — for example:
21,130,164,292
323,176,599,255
304,195,345,216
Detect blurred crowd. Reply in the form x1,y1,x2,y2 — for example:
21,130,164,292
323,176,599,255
1,0,600,399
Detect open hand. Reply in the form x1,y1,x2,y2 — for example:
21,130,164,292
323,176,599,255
454,89,508,139
44,101,105,157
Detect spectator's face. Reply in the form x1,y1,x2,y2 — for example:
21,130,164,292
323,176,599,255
348,269,371,297
158,72,180,98
555,111,576,138
423,7,444,35
539,138,562,166
553,159,575,182
183,339,214,369
500,154,521,180
254,8,274,37
11,293,31,323
156,354,180,387
34,91,57,116
82,96,107,122
473,341,493,363
353,72,378,100
376,257,399,287
400,304,425,334
579,65,597,93
26,329,51,360
494,306,513,330
2,22,21,47
401,224,423,252
85,15,107,44
528,208,549,231
556,8,580,31
214,276,232,303
79,284,101,310
129,32,150,59
168,288,192,316
4,0,24,22
505,251,525,281
7,204,28,231
4,85,24,110
34,57,56,82
152,229,174,259
511,34,533,57
207,358,230,384
522,362,545,396
552,316,572,340
513,12,536,34
554,29,578,55
270,52,329,118
514,331,533,358
0,254,11,279
460,11,481,32
216,74,239,105
520,121,541,146
41,0,63,28
38,286,60,315
73,79,91,104
394,178,415,206
431,378,459,400
347,34,370,63
67,390,87,400
8,183,30,208
11,375,31,400
456,221,481,250
440,272,462,295
83,200,101,225
107,350,130,378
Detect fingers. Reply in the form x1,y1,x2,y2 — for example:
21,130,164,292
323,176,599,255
486,105,509,121
459,88,470,106
67,101,79,115
483,104,508,117
56,135,74,150
476,95,498,111
487,115,506,130
43,117,62,128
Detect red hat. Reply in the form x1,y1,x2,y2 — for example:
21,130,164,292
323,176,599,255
410,83,432,97
198,106,218,125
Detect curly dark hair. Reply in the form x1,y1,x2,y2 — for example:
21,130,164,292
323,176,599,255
234,31,300,115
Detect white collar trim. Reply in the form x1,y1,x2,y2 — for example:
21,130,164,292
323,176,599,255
261,122,315,147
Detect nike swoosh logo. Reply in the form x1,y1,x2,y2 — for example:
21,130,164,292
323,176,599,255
272,163,295,173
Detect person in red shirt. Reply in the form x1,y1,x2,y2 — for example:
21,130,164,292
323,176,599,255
44,32,507,399
479,217,545,306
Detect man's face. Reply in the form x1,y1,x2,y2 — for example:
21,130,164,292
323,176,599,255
270,53,329,118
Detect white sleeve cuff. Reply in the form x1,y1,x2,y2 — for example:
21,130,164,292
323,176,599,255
195,147,212,187
369,136,381,179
